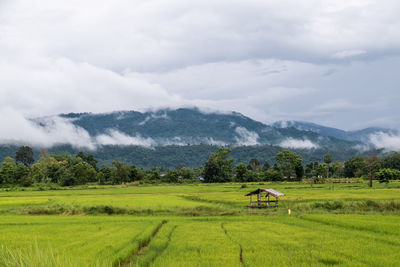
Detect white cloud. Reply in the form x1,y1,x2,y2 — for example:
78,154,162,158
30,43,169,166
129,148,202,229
0,108,95,149
95,129,156,147
280,138,318,149
369,132,400,151
234,127,259,145
0,0,399,133
331,50,367,59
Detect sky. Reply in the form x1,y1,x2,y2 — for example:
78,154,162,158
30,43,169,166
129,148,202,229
0,0,400,148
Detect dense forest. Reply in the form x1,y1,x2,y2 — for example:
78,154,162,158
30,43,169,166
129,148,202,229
1,145,399,187
0,143,382,169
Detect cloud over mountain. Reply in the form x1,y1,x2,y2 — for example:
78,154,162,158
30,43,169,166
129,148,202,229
0,0,399,133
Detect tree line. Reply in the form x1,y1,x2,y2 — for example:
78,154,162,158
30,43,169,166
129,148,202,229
1,146,400,187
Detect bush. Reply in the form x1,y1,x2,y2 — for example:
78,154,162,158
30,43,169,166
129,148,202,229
312,177,325,184
376,168,400,183
262,170,283,181
313,200,344,210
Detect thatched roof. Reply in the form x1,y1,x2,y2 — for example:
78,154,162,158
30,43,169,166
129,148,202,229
245,188,285,198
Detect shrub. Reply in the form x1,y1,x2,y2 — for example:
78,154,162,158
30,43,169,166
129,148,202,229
262,170,283,181
376,168,400,183
313,200,344,210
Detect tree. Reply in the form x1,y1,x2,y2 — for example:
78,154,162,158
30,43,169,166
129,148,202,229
323,154,332,177
235,163,248,182
32,149,58,182
76,152,98,171
330,161,344,178
262,169,284,181
0,157,17,184
99,165,113,183
274,150,303,179
376,168,400,183
295,164,304,180
111,160,130,184
262,161,270,171
15,146,34,166
382,152,400,170
14,163,31,186
344,156,367,177
203,147,234,183
69,161,96,185
323,154,332,164
58,168,75,186
314,163,328,178
165,170,179,183
247,158,260,171
366,155,381,187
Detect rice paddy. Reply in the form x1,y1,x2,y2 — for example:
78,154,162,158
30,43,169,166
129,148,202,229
1,181,400,266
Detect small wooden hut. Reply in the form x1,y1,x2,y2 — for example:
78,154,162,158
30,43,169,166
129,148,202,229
245,188,284,208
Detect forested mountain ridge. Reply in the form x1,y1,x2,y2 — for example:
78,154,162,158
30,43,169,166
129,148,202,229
57,108,359,148
0,108,393,169
273,120,396,143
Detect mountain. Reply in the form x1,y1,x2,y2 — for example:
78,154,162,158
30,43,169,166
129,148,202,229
273,120,397,144
1,108,386,168
56,108,359,149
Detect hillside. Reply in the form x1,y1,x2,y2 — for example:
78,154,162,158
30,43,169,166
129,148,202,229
56,108,359,149
1,108,389,168
273,120,396,143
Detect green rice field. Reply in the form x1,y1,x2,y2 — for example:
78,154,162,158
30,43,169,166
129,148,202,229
1,181,400,266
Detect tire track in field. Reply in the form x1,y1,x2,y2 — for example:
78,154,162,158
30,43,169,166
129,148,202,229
119,220,167,266
144,225,177,266
297,216,400,247
300,215,400,236
221,223,246,267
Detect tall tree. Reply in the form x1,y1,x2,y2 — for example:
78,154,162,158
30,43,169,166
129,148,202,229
203,147,234,183
15,146,34,166
76,152,98,171
247,158,260,171
0,157,16,184
344,156,367,177
382,152,400,170
262,161,271,171
274,150,303,179
367,155,381,187
235,163,248,182
323,154,332,164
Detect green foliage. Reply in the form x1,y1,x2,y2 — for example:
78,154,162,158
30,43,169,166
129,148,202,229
111,160,130,184
0,157,16,184
68,161,96,184
382,152,400,170
247,158,261,171
262,169,284,181
76,151,98,170
203,147,234,183
15,146,34,166
314,163,328,178
344,156,367,177
274,150,303,178
376,168,400,183
262,160,270,171
323,153,332,164
14,163,31,186
165,170,179,183
235,163,248,182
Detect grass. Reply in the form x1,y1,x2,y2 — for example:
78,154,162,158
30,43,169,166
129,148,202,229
0,216,163,266
0,180,400,266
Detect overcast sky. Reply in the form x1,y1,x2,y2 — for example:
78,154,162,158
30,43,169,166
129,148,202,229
1,0,400,131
